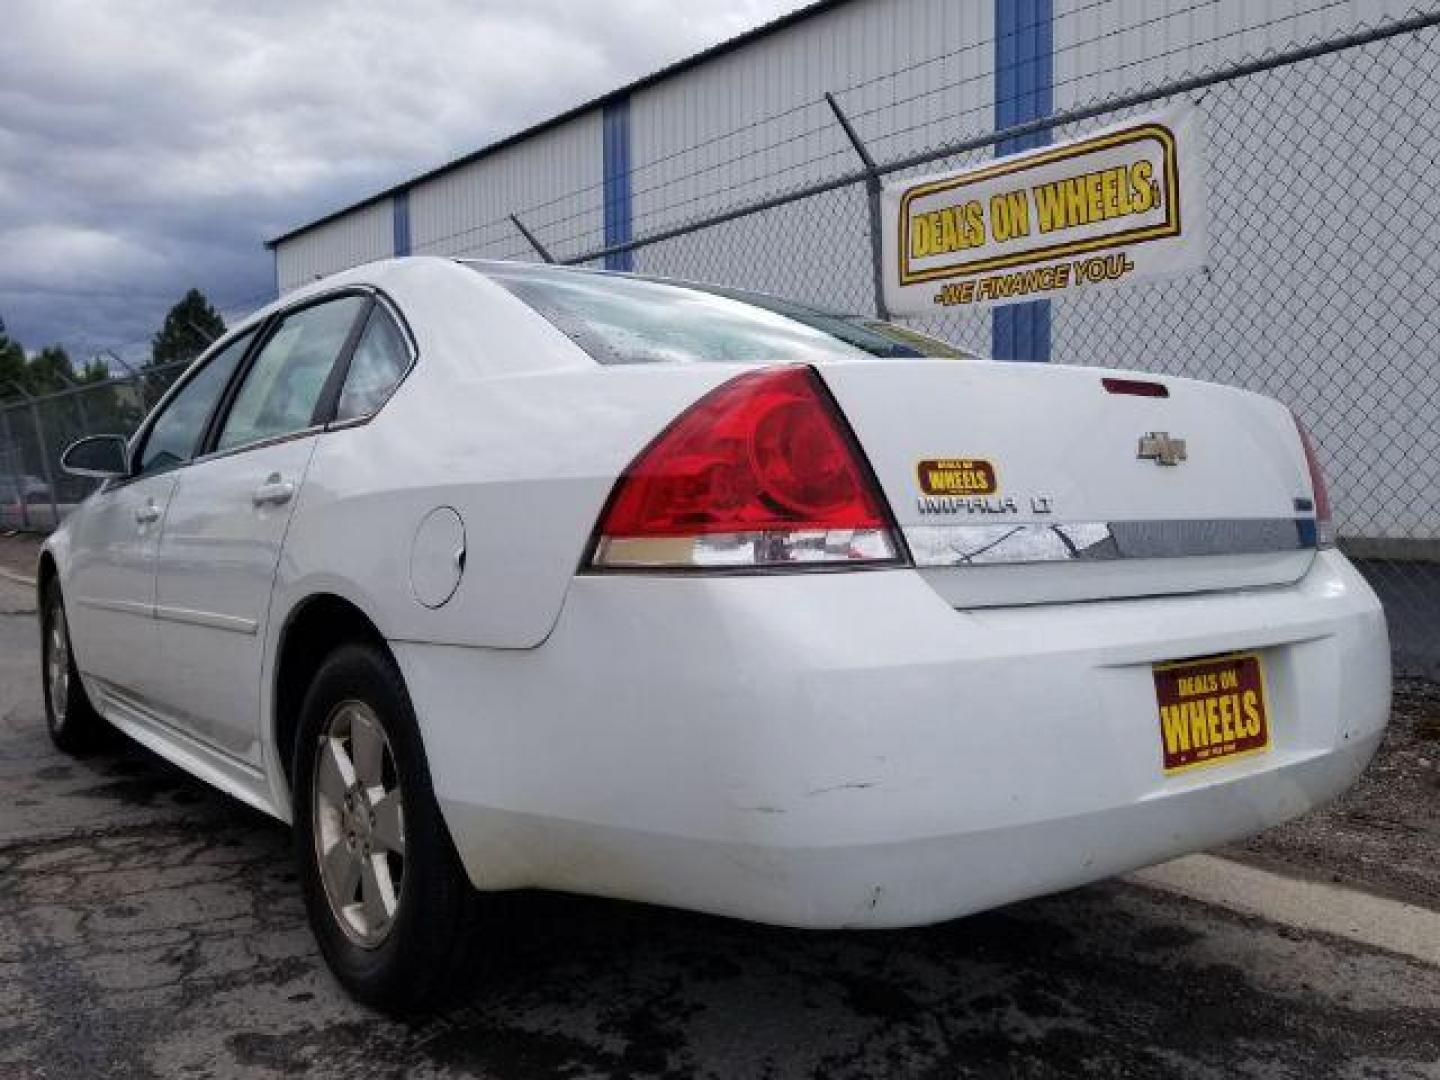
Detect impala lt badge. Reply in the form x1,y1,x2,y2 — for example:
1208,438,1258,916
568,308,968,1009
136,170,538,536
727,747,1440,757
1138,431,1187,466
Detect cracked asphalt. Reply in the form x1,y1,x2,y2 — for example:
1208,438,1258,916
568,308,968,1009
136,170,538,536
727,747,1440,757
2,574,1438,1078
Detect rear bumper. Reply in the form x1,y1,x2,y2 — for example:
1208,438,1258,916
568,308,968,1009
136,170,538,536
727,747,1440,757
395,550,1389,928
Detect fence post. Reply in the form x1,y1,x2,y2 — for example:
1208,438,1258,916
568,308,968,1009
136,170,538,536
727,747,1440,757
73,390,90,443
510,214,556,264
0,404,30,531
5,383,62,531
99,349,145,409
27,396,62,530
824,92,890,321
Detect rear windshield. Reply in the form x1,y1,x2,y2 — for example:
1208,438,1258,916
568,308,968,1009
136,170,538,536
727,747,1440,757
469,261,975,365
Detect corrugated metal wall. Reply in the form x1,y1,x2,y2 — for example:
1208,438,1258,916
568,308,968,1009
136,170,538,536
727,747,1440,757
631,0,994,232
275,197,393,293
1051,0,1415,101
408,111,606,264
628,0,992,313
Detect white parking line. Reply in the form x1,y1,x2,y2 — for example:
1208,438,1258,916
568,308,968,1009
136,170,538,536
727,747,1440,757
1129,854,1440,967
0,567,35,588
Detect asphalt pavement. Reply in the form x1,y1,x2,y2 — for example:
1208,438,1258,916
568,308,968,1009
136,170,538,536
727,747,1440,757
1,574,1438,1079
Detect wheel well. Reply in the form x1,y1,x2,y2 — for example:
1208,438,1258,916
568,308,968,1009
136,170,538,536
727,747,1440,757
273,594,386,784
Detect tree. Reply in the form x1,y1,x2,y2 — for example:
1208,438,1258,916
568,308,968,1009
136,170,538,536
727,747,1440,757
78,357,110,384
26,345,79,395
149,288,226,370
0,323,78,399
0,317,26,399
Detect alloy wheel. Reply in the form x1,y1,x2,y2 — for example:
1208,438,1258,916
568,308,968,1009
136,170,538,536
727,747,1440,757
312,700,407,948
47,601,70,725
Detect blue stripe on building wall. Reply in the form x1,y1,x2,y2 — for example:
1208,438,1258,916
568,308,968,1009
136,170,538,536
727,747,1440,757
393,190,411,257
603,97,634,272
993,0,1053,362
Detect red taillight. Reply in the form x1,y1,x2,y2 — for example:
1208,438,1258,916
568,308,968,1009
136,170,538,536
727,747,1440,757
1293,412,1334,548
591,366,903,569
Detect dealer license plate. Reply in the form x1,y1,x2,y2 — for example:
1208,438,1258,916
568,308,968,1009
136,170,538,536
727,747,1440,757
1153,652,1270,774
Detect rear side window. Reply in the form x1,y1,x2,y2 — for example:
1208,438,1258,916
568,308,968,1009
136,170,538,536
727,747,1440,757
137,329,255,475
217,295,367,452
473,263,974,365
335,306,411,421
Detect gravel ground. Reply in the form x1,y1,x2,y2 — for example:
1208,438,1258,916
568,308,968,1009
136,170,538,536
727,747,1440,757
1223,679,1440,909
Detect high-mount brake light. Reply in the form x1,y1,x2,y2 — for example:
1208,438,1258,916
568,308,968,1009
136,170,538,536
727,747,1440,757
1102,377,1169,398
1292,412,1334,549
590,366,904,570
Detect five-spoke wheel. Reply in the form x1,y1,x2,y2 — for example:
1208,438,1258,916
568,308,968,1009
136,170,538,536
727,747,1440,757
313,701,407,947
41,581,105,753
293,640,485,1011
46,600,71,724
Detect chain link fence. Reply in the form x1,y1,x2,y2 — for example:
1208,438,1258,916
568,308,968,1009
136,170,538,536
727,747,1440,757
4,8,1437,674
1045,19,1440,678
0,362,186,532
566,10,1440,676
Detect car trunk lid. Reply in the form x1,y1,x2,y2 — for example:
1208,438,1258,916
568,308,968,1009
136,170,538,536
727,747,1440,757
816,358,1319,608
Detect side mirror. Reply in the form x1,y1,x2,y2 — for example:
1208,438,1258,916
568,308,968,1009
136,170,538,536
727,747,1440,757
61,434,130,479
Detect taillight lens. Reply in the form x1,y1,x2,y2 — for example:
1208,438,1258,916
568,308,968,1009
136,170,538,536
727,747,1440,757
1293,412,1334,548
590,365,904,569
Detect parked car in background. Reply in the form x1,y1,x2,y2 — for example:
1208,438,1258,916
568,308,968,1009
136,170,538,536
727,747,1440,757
0,473,50,506
0,473,55,529
37,257,1390,1011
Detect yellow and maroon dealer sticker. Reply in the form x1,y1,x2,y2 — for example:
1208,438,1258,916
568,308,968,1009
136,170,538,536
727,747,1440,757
916,458,997,496
1153,652,1270,773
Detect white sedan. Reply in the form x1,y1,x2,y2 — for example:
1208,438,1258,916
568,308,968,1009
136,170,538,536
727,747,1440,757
39,257,1389,1010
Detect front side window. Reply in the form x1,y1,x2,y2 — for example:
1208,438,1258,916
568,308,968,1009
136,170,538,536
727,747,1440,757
334,306,411,421
216,295,366,452
137,329,255,475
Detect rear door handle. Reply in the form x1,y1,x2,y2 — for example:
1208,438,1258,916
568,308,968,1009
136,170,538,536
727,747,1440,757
252,474,295,507
134,501,161,525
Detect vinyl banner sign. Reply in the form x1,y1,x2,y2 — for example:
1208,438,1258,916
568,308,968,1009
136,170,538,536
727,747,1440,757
881,105,1208,315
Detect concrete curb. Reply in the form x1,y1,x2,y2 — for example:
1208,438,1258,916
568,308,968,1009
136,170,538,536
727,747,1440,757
1128,853,1440,967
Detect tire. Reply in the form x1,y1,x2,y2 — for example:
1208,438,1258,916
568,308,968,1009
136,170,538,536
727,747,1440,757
41,581,107,754
292,640,486,1012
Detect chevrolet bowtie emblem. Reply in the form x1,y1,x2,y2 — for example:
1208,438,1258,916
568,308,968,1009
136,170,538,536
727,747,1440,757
1138,431,1187,466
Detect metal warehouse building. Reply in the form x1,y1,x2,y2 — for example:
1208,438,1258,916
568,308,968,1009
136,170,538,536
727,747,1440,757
266,0,1439,559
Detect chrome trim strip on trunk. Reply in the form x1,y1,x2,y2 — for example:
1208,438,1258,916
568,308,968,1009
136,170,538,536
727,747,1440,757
905,518,1316,567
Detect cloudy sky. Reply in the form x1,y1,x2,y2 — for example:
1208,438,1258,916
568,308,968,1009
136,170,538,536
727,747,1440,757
0,0,810,365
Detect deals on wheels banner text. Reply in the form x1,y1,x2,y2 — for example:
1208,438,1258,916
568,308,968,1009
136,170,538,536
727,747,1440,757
881,105,1209,315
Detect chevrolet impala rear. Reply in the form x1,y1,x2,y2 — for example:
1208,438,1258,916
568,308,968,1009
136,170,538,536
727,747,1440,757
389,261,1390,930
43,257,1389,1008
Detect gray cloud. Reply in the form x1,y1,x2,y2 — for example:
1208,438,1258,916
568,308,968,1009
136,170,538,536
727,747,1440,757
0,0,810,364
